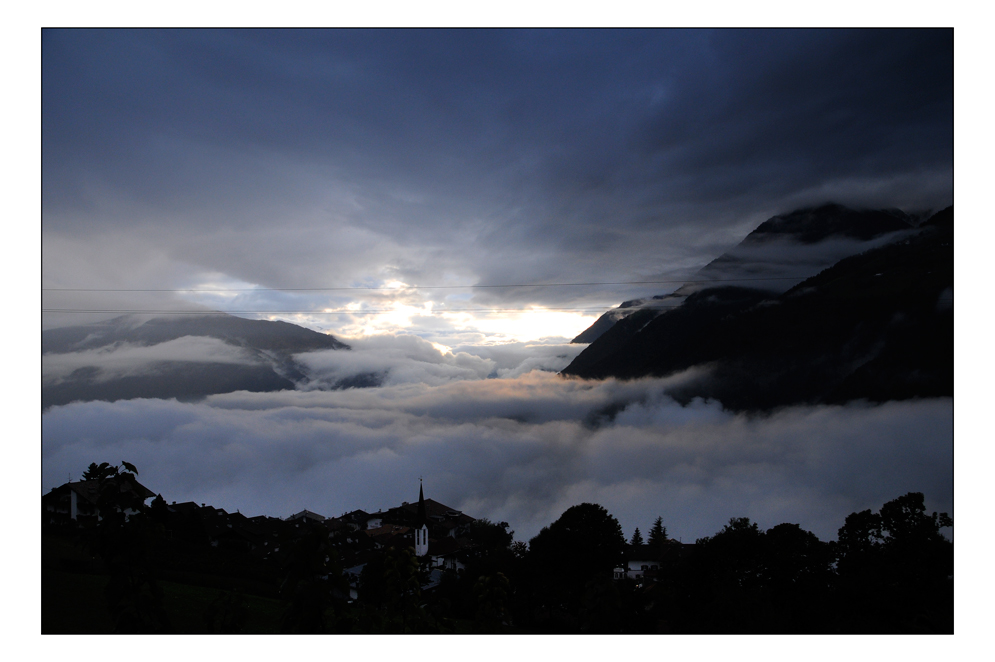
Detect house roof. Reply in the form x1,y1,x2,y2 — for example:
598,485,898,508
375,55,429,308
169,501,201,515
342,509,370,522
287,509,326,522
365,524,411,538
62,478,156,505
388,498,475,526
428,536,463,557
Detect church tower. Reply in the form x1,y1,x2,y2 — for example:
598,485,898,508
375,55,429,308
414,480,429,557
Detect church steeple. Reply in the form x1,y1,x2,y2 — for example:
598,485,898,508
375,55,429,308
417,480,427,525
414,479,429,557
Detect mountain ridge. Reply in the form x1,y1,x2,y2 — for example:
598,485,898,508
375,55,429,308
571,203,916,344
42,313,349,409
562,206,952,412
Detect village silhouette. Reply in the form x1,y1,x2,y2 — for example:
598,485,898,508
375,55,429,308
42,461,952,634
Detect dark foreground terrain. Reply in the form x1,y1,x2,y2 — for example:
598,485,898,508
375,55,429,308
43,463,952,634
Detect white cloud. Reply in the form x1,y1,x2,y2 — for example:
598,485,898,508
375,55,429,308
295,333,586,388
42,336,258,384
41,371,952,544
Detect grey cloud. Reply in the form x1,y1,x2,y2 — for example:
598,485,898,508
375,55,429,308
42,336,257,384
675,229,919,296
303,335,586,383
43,30,952,326
297,334,495,387
42,373,951,543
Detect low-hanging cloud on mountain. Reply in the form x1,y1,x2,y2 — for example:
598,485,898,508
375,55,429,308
42,329,586,396
41,369,952,543
42,336,259,384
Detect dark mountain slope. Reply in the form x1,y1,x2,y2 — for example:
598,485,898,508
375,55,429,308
43,313,348,355
42,362,295,410
562,207,952,412
571,204,913,344
564,288,769,379
42,313,348,409
739,203,910,245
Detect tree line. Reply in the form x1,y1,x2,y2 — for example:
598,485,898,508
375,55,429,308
42,462,952,633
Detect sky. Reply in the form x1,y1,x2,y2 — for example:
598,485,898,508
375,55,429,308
42,28,953,344
39,28,956,543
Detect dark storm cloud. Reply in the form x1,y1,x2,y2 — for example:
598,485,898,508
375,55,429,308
627,30,952,204
43,29,952,313
41,375,952,543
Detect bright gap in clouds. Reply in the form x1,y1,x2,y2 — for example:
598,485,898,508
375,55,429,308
319,306,599,345
439,308,598,344
169,274,602,344
279,306,599,345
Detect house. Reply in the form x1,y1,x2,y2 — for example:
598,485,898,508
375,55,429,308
339,509,371,532
43,477,155,525
364,523,411,544
382,490,475,539
614,544,660,581
427,536,465,572
286,509,326,523
346,483,476,563
613,541,697,581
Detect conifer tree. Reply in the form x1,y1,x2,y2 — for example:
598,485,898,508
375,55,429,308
648,517,668,555
630,527,644,546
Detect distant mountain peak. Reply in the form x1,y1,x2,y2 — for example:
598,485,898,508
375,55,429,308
42,313,349,409
562,206,953,411
570,203,916,344
743,203,912,245
43,312,349,355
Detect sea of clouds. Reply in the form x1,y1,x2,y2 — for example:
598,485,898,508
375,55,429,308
41,334,952,544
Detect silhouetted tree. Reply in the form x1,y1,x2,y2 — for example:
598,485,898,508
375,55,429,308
148,494,168,524
679,517,766,633
357,546,438,633
630,527,644,546
527,503,626,631
474,572,511,631
761,522,833,631
834,492,953,633
647,516,668,557
85,461,171,633
280,526,348,633
464,518,515,575
81,462,102,481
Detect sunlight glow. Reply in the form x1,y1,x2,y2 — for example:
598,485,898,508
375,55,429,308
442,307,598,343
428,342,449,355
177,272,603,345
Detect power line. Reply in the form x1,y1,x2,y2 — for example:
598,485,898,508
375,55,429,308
42,306,683,315
42,276,801,293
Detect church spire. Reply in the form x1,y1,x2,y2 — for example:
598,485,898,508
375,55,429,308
415,478,429,557
416,479,427,527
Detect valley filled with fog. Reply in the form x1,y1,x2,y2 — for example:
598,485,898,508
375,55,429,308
42,333,952,544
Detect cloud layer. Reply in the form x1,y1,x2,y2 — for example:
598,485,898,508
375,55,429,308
42,29,953,341
42,336,258,384
42,370,952,543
